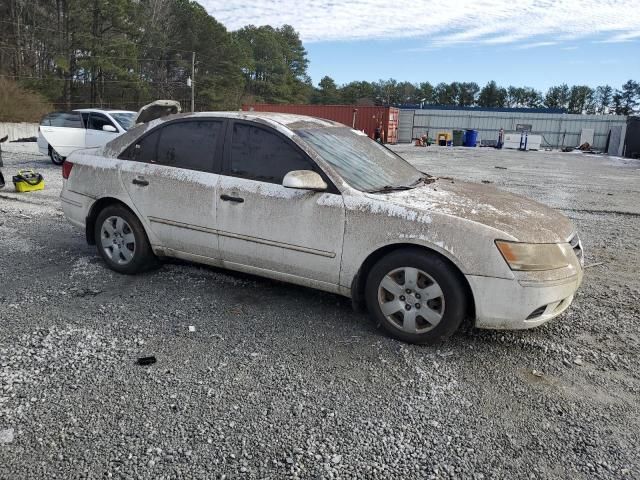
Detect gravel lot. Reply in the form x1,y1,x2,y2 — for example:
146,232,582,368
1,142,639,479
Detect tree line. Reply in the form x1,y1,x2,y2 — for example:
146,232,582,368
311,77,640,115
0,0,309,111
1,0,638,116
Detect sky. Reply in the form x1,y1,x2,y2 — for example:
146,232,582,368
199,0,640,91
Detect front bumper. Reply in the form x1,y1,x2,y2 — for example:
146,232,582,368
467,268,583,330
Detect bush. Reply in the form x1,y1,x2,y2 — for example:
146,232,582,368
0,78,53,122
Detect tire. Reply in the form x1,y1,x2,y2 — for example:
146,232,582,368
94,204,158,274
49,147,65,165
365,248,468,344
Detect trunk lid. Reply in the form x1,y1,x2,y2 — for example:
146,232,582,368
134,100,182,125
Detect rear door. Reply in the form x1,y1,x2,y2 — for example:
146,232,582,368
119,118,224,259
216,120,345,286
39,112,86,157
85,112,120,147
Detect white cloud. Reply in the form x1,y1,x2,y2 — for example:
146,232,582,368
514,41,558,49
199,0,640,45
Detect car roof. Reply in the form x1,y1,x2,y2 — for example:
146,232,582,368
73,109,136,114
166,111,345,130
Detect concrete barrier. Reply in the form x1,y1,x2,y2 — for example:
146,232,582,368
0,122,39,141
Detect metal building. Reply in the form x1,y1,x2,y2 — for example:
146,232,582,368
399,108,628,153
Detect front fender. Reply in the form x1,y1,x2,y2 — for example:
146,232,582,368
340,195,515,290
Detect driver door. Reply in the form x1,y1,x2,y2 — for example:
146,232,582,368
216,121,345,286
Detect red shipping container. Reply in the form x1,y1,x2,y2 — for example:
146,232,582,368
242,104,399,144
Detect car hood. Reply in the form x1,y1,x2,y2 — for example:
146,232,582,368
368,179,575,243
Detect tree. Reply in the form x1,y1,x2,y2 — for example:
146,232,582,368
595,85,613,114
396,81,419,104
374,78,400,105
234,24,310,104
457,82,479,106
477,81,507,108
434,82,457,105
544,84,570,110
312,76,339,104
507,86,541,108
612,92,624,115
417,82,435,104
339,81,376,105
567,85,595,114
618,80,640,115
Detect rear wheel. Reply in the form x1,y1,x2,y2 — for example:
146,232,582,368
94,204,157,274
365,249,468,344
49,147,64,165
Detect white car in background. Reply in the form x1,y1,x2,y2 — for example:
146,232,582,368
60,112,584,344
38,101,181,165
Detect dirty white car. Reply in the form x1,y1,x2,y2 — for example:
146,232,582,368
38,100,181,165
60,112,583,344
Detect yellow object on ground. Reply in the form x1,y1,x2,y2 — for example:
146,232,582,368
13,169,44,192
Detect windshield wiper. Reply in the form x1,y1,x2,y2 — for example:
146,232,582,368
409,175,434,186
365,185,414,193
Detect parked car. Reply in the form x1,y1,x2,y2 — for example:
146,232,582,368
38,100,181,165
60,112,584,344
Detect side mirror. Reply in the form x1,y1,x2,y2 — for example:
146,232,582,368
102,125,117,133
282,170,327,192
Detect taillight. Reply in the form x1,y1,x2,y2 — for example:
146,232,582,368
62,161,73,179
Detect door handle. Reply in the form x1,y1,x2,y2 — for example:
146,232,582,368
132,178,149,186
220,194,244,203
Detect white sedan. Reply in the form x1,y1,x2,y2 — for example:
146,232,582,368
37,101,181,165
60,112,583,344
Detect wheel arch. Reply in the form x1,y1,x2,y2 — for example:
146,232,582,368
86,196,139,245
350,242,476,322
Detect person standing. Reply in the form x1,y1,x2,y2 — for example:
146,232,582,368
497,128,504,149
0,135,7,188
374,124,382,143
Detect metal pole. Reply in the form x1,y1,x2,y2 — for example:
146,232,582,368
191,52,195,112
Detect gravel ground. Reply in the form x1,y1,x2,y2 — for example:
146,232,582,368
0,143,639,479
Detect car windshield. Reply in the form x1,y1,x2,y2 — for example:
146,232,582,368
110,112,136,131
296,127,423,192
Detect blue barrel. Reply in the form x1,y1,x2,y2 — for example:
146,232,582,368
464,129,478,147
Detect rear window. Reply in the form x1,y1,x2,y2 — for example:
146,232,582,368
41,112,84,129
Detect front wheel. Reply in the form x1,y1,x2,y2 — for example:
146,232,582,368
49,147,64,165
365,249,468,344
94,204,158,274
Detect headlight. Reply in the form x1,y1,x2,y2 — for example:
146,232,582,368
495,240,573,271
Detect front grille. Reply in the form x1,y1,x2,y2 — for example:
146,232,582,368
569,232,584,266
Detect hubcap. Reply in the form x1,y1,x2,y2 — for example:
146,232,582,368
377,267,445,334
100,216,136,265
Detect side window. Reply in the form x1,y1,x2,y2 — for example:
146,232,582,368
80,113,90,128
155,121,222,171
88,113,115,131
126,129,161,163
47,112,83,128
230,123,312,184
